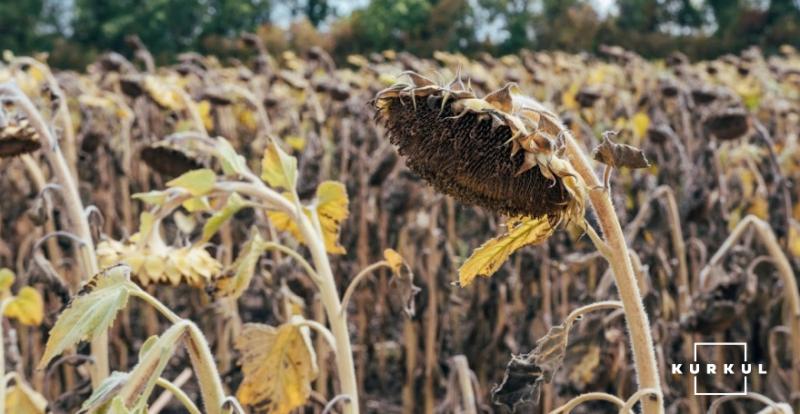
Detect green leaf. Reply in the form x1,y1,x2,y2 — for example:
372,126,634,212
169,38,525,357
216,138,249,176
261,141,297,190
201,193,248,242
131,191,168,206
166,169,216,196
38,266,132,369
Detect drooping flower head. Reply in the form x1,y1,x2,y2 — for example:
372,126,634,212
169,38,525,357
373,71,583,225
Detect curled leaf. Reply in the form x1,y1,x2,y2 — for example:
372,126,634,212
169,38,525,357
492,320,574,410
235,323,317,414
459,216,553,286
383,249,421,317
592,133,650,169
261,141,298,190
268,181,350,255
209,230,266,301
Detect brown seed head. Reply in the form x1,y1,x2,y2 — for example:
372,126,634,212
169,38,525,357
141,141,207,178
374,74,582,222
0,116,41,158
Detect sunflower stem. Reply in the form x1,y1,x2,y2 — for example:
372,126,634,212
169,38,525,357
0,82,108,388
563,131,664,414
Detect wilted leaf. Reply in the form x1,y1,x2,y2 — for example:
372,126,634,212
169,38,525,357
166,168,216,196
492,319,576,410
5,286,44,326
201,193,248,242
236,323,317,414
383,249,404,273
268,181,350,255
459,216,553,286
384,249,421,317
209,230,266,300
39,265,132,369
5,379,48,414
315,181,349,254
261,141,297,190
143,76,183,110
568,345,600,385
592,133,650,169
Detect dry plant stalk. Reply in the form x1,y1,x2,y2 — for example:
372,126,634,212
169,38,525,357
699,215,800,393
0,82,108,387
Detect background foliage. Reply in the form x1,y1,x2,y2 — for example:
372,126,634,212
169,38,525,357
3,0,800,69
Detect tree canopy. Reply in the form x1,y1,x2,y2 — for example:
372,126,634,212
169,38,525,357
4,0,799,68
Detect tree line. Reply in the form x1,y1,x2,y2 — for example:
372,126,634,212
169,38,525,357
2,0,799,68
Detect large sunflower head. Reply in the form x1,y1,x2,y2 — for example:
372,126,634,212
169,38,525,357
373,72,583,224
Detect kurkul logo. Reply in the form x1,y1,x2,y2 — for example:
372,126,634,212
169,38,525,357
670,342,767,396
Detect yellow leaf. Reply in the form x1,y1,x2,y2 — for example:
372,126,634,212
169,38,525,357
197,99,214,131
285,136,306,151
561,82,579,110
748,197,768,220
236,323,317,414
315,181,349,255
261,141,297,190
631,112,650,139
166,168,216,196
5,287,44,326
5,380,47,414
789,224,800,258
144,76,184,110
383,249,404,273
459,216,554,286
267,181,349,255
234,103,258,130
0,268,15,293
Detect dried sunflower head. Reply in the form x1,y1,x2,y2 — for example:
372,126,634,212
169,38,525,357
140,140,208,178
97,238,221,287
0,114,41,158
373,72,583,224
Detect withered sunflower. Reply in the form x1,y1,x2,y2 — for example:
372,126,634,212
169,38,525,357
373,72,583,224
0,115,41,158
140,140,208,178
